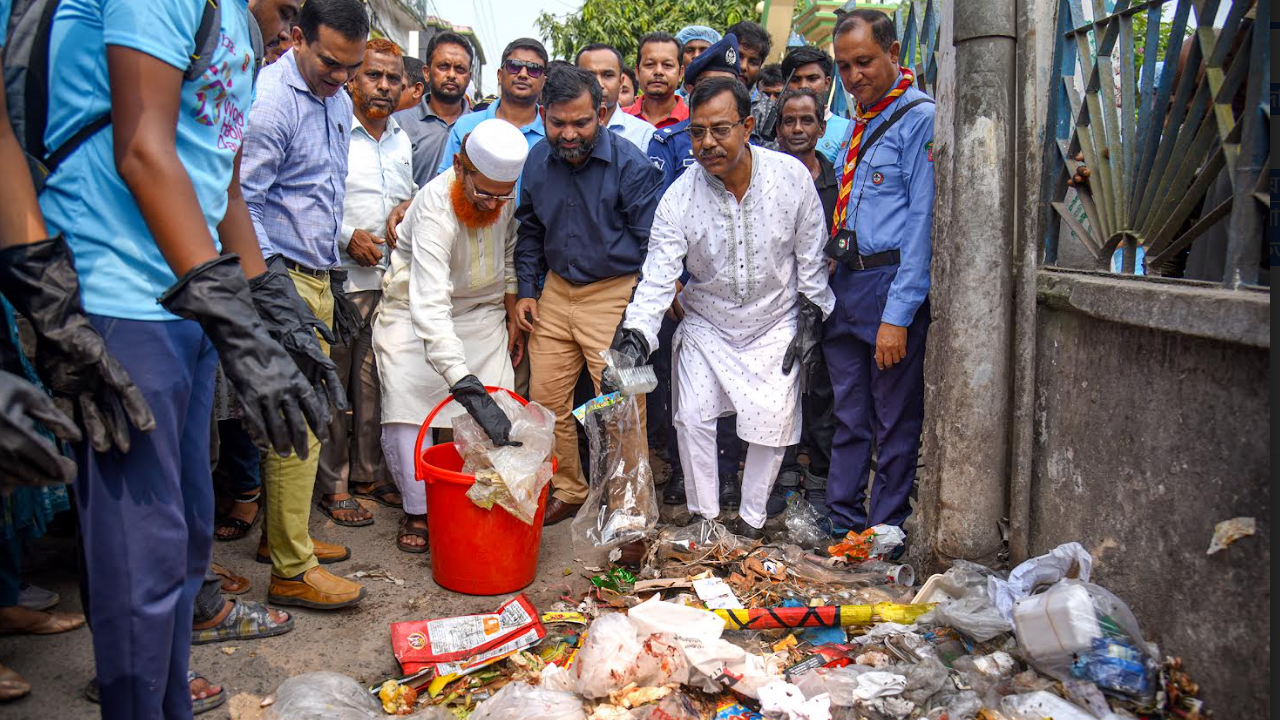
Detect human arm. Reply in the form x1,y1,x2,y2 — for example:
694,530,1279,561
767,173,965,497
618,152,666,255
385,198,412,246
513,180,546,331
502,214,524,364
238,75,295,257
0,55,47,250
405,191,470,385
878,111,935,369
784,172,835,378
622,194,689,353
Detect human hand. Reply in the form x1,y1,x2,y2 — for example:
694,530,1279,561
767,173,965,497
384,200,412,247
1066,152,1091,188
665,280,685,321
347,229,385,267
514,298,539,332
874,322,908,370
507,320,526,366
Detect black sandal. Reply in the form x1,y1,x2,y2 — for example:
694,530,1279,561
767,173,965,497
317,496,374,527
353,481,403,509
214,492,261,542
396,515,429,554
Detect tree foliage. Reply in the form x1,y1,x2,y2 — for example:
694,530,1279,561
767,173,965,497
535,0,760,65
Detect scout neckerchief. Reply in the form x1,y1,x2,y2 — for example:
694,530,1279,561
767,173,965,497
830,68,915,238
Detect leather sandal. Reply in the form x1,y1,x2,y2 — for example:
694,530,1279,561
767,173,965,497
214,491,261,542
317,496,374,527
210,562,251,595
396,514,428,554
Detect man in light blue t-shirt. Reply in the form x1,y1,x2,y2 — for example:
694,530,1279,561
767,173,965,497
32,1,330,717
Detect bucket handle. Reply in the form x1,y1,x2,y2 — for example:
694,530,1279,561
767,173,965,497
413,387,530,484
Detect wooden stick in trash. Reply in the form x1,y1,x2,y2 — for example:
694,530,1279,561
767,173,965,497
713,602,936,630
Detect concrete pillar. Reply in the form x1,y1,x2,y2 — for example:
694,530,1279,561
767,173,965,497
925,0,1017,565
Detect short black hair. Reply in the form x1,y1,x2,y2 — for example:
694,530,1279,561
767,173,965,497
621,66,637,90
636,32,682,65
426,31,475,66
402,56,425,87
782,46,833,79
575,42,624,72
726,21,772,58
297,0,369,44
689,76,751,119
542,64,603,111
502,37,549,66
758,63,784,86
777,88,823,118
834,9,897,52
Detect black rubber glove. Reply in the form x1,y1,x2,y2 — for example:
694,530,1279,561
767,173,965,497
328,269,363,347
451,374,520,447
249,269,348,412
160,255,328,458
0,235,156,453
601,326,650,395
0,369,80,488
782,295,824,384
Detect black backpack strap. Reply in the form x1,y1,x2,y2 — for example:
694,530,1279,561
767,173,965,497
855,97,934,170
185,0,222,81
23,0,61,159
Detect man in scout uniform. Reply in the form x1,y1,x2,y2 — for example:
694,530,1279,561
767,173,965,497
824,10,936,542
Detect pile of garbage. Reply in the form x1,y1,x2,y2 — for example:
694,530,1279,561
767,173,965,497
264,520,1210,720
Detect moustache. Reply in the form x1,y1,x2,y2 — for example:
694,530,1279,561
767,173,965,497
698,149,727,160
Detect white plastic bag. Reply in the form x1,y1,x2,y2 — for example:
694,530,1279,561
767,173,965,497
759,680,833,720
998,691,1098,720
573,612,644,698
989,542,1093,622
469,681,586,720
454,392,556,525
263,671,382,720
571,391,658,559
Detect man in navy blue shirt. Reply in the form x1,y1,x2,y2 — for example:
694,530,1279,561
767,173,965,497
513,66,663,525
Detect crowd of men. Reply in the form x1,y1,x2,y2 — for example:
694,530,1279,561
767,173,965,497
0,0,934,716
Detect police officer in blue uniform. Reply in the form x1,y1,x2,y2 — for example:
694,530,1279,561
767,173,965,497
824,11,936,541
647,34,743,190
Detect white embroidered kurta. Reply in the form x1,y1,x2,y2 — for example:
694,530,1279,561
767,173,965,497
373,167,517,427
623,146,834,447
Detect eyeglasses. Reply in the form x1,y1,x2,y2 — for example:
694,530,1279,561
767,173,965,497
685,118,747,142
503,59,546,78
465,171,517,201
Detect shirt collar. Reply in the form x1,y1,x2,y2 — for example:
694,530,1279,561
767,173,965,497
486,99,546,137
282,49,322,100
419,94,471,121
351,111,402,140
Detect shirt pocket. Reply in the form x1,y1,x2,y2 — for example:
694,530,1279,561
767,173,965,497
862,147,902,198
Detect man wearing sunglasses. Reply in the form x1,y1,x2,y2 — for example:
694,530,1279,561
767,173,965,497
513,66,664,526
434,38,549,198
611,76,833,541
373,119,530,554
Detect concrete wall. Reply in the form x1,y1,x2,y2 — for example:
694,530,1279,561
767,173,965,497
1028,300,1270,716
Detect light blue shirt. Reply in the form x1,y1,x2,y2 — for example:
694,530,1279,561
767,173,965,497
838,80,935,327
338,114,416,293
38,0,255,321
435,100,545,198
605,105,656,154
818,114,850,165
241,48,352,271
0,0,9,45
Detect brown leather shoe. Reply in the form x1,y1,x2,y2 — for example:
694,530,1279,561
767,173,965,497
256,536,351,565
267,567,366,610
542,497,582,526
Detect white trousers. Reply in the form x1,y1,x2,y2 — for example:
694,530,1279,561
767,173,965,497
382,422,427,515
674,410,786,529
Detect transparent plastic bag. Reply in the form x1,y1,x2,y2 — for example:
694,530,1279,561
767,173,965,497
918,560,1012,641
571,389,658,558
263,671,382,720
783,492,829,551
469,681,586,720
453,392,556,525
653,519,749,563
573,612,644,698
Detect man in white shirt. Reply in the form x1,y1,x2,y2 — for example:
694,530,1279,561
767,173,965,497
316,39,416,525
576,42,656,152
611,77,833,539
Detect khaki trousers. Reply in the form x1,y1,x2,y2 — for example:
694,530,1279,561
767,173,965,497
317,289,387,494
529,272,646,504
262,269,330,578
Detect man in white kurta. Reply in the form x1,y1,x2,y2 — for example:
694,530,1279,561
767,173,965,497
372,119,530,551
616,78,834,536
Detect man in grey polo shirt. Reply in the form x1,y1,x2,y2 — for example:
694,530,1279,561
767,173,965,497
393,30,474,186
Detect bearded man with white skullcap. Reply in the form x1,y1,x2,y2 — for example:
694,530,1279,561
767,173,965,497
372,118,530,553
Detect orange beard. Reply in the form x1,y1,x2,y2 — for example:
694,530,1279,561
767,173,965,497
351,84,393,119
450,174,505,229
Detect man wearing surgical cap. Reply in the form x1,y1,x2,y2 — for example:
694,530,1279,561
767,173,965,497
676,25,722,68
372,118,530,553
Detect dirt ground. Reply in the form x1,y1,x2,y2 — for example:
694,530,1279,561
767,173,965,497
0,488,641,720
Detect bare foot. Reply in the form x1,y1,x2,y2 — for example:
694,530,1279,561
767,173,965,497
0,606,85,635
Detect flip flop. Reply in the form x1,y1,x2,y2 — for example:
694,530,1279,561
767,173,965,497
317,496,374,527
210,562,251,595
0,610,85,636
214,495,261,542
396,515,429,554
353,481,403,508
86,671,226,715
192,598,293,645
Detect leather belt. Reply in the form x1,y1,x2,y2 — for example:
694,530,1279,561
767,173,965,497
845,249,901,271
280,258,328,278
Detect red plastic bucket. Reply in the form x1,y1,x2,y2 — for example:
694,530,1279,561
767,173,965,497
414,387,555,595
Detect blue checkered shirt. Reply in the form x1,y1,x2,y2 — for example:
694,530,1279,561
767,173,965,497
241,48,351,270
